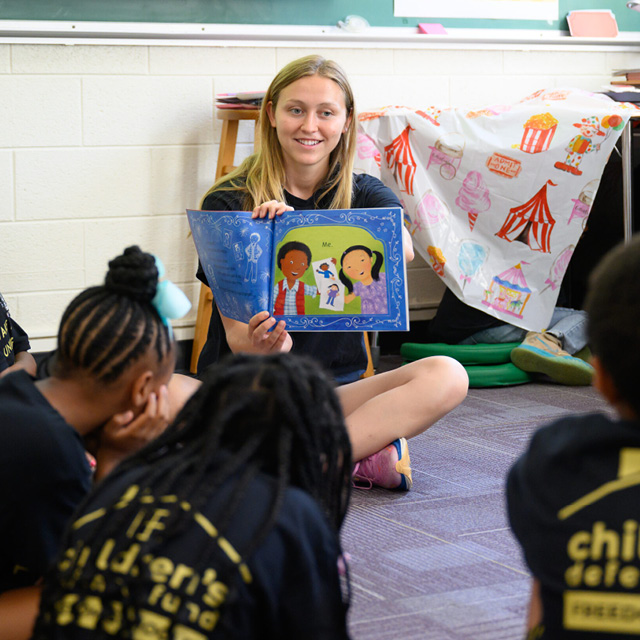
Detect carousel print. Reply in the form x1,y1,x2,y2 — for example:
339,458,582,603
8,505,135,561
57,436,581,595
384,125,417,195
496,180,556,253
482,262,532,319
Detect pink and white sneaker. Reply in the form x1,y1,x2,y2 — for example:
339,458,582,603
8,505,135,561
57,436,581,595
352,437,412,490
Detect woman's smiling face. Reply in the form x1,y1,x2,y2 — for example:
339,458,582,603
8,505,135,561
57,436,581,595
266,75,350,177
342,250,372,282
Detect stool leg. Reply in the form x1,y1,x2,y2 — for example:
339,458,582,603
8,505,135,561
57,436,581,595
216,119,239,180
361,331,375,378
190,283,213,374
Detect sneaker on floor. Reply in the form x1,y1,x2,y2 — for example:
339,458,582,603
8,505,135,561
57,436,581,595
510,331,594,386
352,437,412,490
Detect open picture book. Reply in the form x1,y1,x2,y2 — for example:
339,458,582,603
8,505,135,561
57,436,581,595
187,207,409,331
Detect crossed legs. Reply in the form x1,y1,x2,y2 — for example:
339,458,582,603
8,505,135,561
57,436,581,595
336,356,468,462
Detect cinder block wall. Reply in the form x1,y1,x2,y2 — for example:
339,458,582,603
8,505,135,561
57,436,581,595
1,42,637,350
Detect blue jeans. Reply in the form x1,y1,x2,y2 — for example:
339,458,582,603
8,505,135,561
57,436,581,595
458,307,588,354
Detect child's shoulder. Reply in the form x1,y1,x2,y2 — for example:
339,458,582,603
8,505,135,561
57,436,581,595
518,412,639,482
531,412,622,449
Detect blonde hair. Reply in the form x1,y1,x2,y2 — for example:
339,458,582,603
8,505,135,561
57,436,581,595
202,55,357,210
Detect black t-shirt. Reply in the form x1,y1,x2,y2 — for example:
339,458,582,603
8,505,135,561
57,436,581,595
0,292,31,374
41,462,350,639
507,413,640,639
0,371,92,592
196,173,401,382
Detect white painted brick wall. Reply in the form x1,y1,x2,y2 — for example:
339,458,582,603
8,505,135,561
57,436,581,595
2,221,85,292
11,44,149,74
0,77,82,147
0,45,10,72
1,41,635,350
0,151,13,221
82,76,214,146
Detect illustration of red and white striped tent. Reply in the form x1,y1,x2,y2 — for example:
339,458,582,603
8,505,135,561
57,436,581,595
384,125,417,196
496,180,556,253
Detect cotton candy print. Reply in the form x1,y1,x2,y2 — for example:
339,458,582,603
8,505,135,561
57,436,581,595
357,90,636,331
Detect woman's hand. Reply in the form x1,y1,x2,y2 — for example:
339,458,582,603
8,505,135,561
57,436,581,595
402,224,415,263
252,201,294,220
94,385,171,481
247,311,293,353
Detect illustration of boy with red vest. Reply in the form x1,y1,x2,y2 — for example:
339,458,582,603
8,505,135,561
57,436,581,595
272,241,318,316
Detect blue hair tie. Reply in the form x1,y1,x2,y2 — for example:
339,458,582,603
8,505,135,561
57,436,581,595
151,255,192,339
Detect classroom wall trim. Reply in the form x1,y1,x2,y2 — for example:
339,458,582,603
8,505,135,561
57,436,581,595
2,21,640,51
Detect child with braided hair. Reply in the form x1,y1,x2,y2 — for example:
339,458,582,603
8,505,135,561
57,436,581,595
0,246,196,639
32,353,353,639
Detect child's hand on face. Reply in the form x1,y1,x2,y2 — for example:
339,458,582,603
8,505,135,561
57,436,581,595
252,201,294,220
94,385,171,480
248,311,293,353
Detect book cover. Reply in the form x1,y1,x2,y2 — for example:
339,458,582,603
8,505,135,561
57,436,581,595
187,207,409,331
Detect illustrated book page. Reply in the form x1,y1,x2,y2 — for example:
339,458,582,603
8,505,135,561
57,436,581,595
187,207,408,332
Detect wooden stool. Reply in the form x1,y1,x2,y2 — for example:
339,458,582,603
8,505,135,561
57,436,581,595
190,109,259,373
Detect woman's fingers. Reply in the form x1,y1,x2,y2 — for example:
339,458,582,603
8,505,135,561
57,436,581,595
252,201,294,219
248,312,290,352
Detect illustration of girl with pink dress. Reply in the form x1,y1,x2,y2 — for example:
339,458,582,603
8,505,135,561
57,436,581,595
339,245,388,314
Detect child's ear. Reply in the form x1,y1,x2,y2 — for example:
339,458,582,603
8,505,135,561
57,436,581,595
131,370,154,409
592,355,620,405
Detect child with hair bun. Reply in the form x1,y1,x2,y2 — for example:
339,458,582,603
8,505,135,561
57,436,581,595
33,353,352,639
0,246,194,639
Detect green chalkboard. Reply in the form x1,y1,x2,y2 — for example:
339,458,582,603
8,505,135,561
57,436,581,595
1,0,639,32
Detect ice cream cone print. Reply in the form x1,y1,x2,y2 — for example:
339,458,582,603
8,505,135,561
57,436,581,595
456,171,491,232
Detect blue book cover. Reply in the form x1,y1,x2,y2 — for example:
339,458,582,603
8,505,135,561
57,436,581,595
187,207,408,331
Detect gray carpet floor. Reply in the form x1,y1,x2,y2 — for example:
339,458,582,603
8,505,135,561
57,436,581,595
341,376,614,640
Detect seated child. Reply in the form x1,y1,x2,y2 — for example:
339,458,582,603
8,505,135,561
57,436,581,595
0,246,195,639
507,234,640,638
0,292,36,378
32,353,353,639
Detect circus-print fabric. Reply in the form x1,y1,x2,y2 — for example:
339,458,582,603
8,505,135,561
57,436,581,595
356,89,636,332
